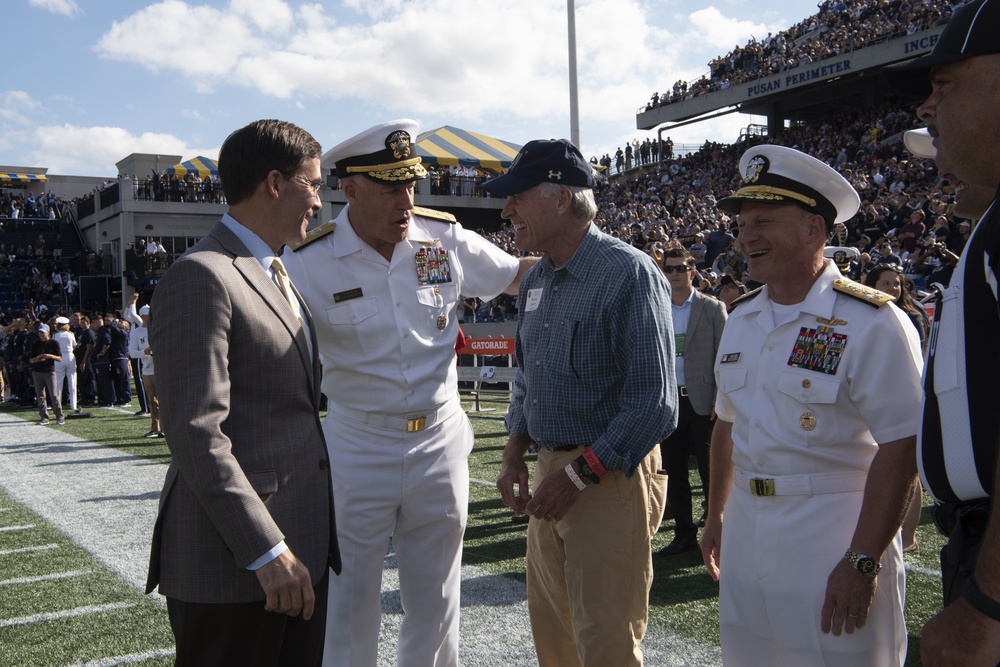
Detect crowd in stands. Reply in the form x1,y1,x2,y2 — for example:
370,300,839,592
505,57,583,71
4,98,964,332
0,190,89,319
128,173,226,204
471,102,958,321
2,191,64,230
645,0,963,110
426,164,500,198
592,137,675,176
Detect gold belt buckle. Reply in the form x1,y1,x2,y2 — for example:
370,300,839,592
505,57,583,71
406,416,427,432
751,478,775,496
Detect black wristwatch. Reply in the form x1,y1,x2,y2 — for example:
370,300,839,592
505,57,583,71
844,549,881,577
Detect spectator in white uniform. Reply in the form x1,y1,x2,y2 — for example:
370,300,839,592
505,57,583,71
700,144,924,666
126,301,160,438
282,119,535,667
52,316,77,413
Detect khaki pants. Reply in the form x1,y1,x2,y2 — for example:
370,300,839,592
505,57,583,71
526,446,667,667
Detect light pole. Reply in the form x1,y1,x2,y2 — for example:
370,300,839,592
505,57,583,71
567,0,581,149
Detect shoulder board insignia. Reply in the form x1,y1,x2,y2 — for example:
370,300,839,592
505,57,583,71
412,206,457,223
832,278,893,308
291,222,336,252
730,286,763,309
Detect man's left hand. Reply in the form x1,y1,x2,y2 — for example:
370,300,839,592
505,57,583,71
255,549,315,620
524,466,583,521
821,559,876,636
921,597,1000,666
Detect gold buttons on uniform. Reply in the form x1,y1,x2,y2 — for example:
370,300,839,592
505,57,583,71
437,316,447,330
801,379,811,389
800,412,817,431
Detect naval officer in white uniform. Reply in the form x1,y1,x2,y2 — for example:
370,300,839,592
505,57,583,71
699,144,924,666
283,119,532,667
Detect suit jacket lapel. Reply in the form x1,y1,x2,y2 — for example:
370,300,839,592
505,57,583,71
291,280,323,412
210,223,315,394
686,292,705,337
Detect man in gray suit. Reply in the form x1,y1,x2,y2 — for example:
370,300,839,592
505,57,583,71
146,119,340,667
655,247,727,555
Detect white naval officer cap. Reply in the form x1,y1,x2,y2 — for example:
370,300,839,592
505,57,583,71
138,305,151,316
823,246,860,274
327,119,428,185
716,144,861,231
903,128,936,159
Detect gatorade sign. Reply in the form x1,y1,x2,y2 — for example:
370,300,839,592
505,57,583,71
456,338,515,355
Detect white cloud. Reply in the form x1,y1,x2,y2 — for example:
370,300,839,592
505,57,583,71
94,1,268,80
28,0,80,17
0,91,43,126
688,7,771,53
86,0,810,163
230,0,294,34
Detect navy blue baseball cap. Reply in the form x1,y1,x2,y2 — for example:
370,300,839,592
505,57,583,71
482,138,595,196
883,0,1000,97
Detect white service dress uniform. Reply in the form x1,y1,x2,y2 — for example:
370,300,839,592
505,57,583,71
283,206,518,667
714,259,923,667
52,328,77,411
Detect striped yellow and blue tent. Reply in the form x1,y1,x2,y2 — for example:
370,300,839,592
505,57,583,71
164,156,218,178
416,126,521,171
0,173,47,183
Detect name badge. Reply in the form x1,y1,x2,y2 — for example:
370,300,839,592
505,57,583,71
525,288,543,312
721,352,741,364
333,288,363,303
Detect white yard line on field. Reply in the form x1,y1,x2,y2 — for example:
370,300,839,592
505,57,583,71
0,523,35,532
0,569,92,586
0,543,58,556
0,602,136,628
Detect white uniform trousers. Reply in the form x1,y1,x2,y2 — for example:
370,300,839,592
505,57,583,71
54,356,77,411
719,484,906,666
322,396,472,667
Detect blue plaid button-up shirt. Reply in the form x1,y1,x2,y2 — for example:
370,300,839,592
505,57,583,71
505,224,678,475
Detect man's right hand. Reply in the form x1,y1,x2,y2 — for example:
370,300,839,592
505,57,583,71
497,435,532,514
254,549,315,619
700,516,723,582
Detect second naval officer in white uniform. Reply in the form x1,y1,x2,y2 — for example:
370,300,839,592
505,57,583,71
699,144,924,666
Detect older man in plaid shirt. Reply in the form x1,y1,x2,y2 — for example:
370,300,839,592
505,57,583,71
491,138,677,667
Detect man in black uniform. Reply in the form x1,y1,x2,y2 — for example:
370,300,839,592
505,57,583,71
883,0,1000,662
93,315,115,406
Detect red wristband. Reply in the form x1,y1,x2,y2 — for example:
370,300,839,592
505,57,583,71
582,447,606,476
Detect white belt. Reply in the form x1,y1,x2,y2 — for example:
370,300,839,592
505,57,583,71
328,399,455,432
733,467,869,497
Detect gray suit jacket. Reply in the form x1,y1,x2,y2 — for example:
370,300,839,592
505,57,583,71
146,222,340,604
679,291,728,416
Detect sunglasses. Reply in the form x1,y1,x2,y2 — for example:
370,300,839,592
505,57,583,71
662,264,694,273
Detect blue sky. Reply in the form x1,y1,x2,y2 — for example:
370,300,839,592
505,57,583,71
4,0,821,177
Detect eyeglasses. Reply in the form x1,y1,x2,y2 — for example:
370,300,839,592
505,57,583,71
282,172,325,194
661,264,694,273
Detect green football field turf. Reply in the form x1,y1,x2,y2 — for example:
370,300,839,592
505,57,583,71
0,395,946,666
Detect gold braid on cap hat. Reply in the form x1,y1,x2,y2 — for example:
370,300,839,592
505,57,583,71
730,185,818,209
345,157,423,175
